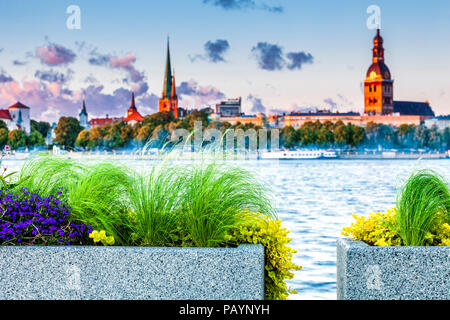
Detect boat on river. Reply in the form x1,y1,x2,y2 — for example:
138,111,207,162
259,150,338,160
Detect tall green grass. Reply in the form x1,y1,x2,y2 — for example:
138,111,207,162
15,156,133,244
12,154,275,247
180,162,275,247
396,169,450,246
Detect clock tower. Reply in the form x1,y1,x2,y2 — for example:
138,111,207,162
364,29,394,115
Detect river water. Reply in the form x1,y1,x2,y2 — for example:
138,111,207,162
3,158,450,300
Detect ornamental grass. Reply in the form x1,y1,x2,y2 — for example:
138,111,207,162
2,154,300,299
343,169,450,247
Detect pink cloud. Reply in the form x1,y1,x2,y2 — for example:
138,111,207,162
36,43,76,66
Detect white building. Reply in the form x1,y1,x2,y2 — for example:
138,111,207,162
79,100,89,129
424,116,450,130
0,101,31,135
216,97,242,117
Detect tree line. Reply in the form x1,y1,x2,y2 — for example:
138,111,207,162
2,113,449,151
0,120,49,151
281,120,450,150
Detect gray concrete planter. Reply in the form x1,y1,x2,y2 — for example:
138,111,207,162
0,244,264,300
337,238,449,300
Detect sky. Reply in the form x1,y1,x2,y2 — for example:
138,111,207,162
0,0,449,123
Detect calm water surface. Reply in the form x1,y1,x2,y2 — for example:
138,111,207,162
5,158,450,300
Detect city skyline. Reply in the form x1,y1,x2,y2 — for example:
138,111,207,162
0,0,449,123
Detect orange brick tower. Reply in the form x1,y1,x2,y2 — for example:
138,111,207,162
158,38,179,118
364,29,394,115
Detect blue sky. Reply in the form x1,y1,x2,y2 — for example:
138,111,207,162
0,0,449,122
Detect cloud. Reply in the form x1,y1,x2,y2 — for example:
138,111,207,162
88,53,109,66
34,69,73,84
12,60,28,66
251,42,314,71
251,42,284,71
36,43,76,66
203,0,283,13
88,51,145,83
286,51,314,70
0,70,14,83
193,39,230,63
247,94,266,113
323,98,338,111
0,48,3,53
176,79,226,108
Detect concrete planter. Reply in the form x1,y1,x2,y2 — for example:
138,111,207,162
337,238,449,300
0,244,264,300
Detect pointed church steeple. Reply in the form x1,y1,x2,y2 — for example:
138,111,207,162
170,69,177,99
80,99,88,116
130,91,136,110
162,37,173,98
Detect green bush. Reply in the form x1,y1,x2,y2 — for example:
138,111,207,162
223,213,301,300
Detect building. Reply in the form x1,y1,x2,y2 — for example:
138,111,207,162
123,92,144,125
216,98,242,117
89,117,116,127
158,38,179,118
88,92,143,127
363,29,435,118
364,29,394,115
79,100,89,129
424,115,450,130
393,101,434,117
0,101,31,135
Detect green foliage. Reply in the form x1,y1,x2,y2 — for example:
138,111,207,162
75,129,90,148
0,128,8,147
27,129,45,147
14,155,300,299
31,120,51,139
223,213,302,300
54,117,83,149
7,129,27,150
396,170,450,246
15,157,133,245
126,165,185,246
343,170,450,247
179,162,275,247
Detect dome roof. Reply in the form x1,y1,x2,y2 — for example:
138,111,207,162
366,62,391,80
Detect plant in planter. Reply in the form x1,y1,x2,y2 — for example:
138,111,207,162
338,169,449,300
2,155,300,300
342,169,450,246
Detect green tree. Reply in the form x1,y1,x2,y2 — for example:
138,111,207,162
27,130,45,147
87,126,104,149
54,117,83,149
281,126,297,148
352,126,365,147
76,129,90,149
0,128,9,147
7,129,27,150
31,120,51,138
333,123,348,145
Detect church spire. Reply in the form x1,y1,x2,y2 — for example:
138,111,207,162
372,28,384,63
170,69,177,98
131,91,136,109
162,37,173,98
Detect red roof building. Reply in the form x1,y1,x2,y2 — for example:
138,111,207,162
123,92,144,124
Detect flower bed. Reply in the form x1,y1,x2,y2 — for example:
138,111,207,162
0,155,300,300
